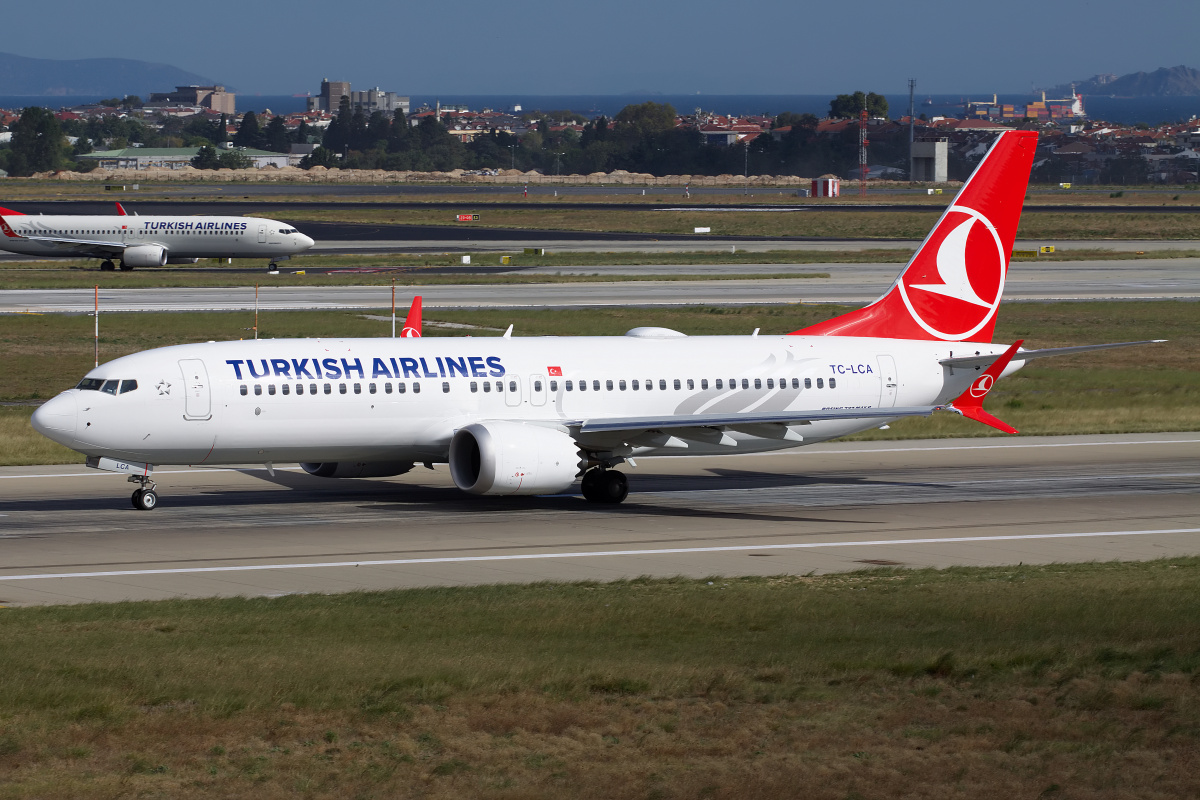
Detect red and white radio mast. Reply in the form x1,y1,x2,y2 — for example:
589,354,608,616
859,108,869,198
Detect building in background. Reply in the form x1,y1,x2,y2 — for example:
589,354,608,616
146,86,235,115
910,138,949,182
307,80,409,116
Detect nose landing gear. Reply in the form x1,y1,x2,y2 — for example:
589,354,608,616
128,475,158,511
580,468,628,504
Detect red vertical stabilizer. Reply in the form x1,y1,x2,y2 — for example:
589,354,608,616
400,295,422,338
792,130,1038,343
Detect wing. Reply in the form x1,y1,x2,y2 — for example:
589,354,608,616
16,233,127,258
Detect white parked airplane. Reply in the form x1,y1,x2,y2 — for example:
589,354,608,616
32,131,1160,510
0,202,314,271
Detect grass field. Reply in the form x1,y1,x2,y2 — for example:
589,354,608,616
1,301,1196,465
1,560,1199,798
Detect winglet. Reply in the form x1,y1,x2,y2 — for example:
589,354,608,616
945,340,1023,434
115,202,127,216
400,295,422,338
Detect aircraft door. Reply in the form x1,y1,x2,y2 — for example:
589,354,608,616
257,225,266,243
876,355,898,407
504,375,522,407
179,359,212,420
529,374,546,406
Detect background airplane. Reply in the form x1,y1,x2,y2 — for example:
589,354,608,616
0,202,313,270
30,131,1161,510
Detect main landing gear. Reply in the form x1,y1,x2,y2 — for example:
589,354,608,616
100,259,116,271
580,468,628,504
128,474,158,511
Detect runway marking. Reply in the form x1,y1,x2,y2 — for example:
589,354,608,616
1,527,1197,582
1,438,1197,480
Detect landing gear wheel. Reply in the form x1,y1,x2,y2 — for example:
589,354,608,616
598,470,628,504
581,469,603,502
131,489,143,508
100,260,116,271
119,262,134,271
134,489,158,511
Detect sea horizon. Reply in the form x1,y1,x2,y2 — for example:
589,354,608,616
2,93,1198,127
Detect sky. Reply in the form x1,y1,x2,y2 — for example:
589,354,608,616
10,0,1200,96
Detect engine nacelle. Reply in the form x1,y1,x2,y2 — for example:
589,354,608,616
449,421,584,496
300,461,414,479
166,257,200,264
121,245,167,267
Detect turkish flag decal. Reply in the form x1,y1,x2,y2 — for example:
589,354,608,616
547,366,562,376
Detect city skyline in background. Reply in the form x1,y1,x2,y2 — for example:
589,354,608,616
6,0,1199,96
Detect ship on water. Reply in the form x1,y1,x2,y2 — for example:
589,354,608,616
964,90,1085,121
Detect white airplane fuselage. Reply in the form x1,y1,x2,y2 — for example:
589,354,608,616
0,214,313,263
33,334,1016,466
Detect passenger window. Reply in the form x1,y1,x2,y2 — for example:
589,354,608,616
354,383,361,394
701,379,708,389
120,380,138,394
829,378,837,389
550,380,558,392
673,379,681,390
295,384,303,395
470,381,478,393
817,378,824,389
645,380,652,391
804,378,811,389
240,384,248,396
792,378,800,389
606,380,613,391
715,379,723,389
579,380,587,392
619,380,626,391
483,381,491,393
310,383,317,395
592,380,600,391
767,378,774,389
659,379,666,391
535,380,543,391
324,383,331,394
282,384,290,395
741,379,749,389
398,382,407,394
510,380,518,393
565,380,572,391
339,383,347,394
268,385,276,395
413,382,421,393
254,384,263,396
754,379,762,390
100,380,119,395
369,383,377,394
686,379,694,390
632,379,639,390
384,382,392,394
443,381,450,393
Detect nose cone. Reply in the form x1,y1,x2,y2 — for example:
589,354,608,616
31,392,78,446
295,233,315,252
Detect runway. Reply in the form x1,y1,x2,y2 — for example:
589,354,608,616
3,258,1199,313
0,433,1197,606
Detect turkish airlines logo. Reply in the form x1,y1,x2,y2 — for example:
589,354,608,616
897,205,1006,341
969,374,994,398
0,217,19,238
400,327,421,338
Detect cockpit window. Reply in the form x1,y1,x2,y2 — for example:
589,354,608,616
279,228,297,234
76,378,104,391
119,379,138,394
100,380,119,395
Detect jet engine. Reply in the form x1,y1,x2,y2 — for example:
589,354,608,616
449,421,585,496
121,245,168,268
300,461,414,479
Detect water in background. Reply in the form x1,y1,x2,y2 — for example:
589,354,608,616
2,93,1199,126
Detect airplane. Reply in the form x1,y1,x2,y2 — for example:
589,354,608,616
31,130,1162,510
0,202,314,271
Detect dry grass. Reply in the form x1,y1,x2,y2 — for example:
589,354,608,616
1,562,1200,798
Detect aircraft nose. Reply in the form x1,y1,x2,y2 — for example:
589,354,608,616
297,233,315,250
31,392,77,445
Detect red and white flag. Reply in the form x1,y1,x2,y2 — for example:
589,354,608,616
547,366,562,376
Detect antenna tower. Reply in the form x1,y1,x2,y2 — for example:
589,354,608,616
858,108,869,198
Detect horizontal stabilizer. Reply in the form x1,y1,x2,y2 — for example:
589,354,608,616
940,339,1166,369
945,340,1023,434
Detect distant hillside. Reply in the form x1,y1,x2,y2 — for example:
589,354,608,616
1049,65,1200,97
0,52,219,97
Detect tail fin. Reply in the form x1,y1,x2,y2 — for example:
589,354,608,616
400,295,422,338
0,207,26,216
792,130,1038,343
